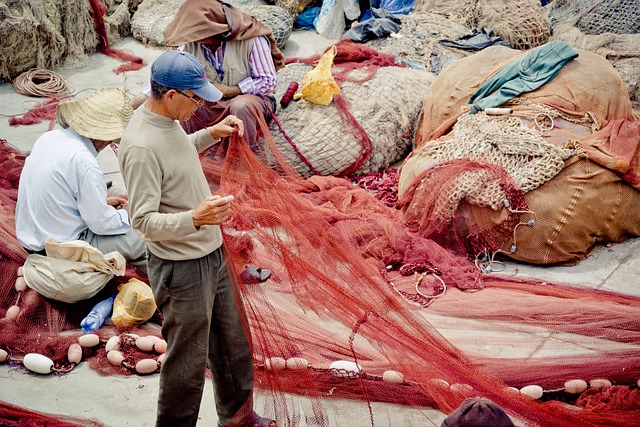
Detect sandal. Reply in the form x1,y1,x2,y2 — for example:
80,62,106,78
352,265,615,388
239,265,271,284
247,411,277,427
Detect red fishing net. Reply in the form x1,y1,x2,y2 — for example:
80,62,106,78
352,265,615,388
398,159,529,257
0,400,104,427
2,101,640,427
88,0,145,75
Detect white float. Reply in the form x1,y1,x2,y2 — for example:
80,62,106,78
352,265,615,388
329,360,362,378
23,353,53,374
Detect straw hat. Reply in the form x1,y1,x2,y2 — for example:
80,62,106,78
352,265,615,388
56,87,133,141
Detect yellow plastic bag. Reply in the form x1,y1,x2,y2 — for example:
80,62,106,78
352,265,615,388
301,46,341,106
112,278,157,327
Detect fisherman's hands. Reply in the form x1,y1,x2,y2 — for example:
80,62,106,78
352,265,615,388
107,196,128,210
208,115,244,139
192,195,234,228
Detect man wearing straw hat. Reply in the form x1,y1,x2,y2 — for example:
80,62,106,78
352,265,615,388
15,87,147,266
119,50,275,427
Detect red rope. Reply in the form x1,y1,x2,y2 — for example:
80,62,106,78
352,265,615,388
260,94,322,176
87,0,145,74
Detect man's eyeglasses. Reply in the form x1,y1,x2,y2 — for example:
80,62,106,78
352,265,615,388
176,90,205,106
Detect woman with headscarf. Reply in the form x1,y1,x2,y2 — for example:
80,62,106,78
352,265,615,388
133,0,284,156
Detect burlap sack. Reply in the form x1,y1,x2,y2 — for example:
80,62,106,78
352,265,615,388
22,238,126,303
415,45,635,146
500,156,640,265
401,44,640,265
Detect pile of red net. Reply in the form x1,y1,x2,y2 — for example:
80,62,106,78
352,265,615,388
2,108,640,426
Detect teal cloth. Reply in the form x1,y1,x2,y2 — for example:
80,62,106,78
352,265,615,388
468,41,578,114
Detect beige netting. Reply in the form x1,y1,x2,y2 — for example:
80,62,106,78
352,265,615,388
0,0,68,81
102,0,138,46
551,30,640,114
413,0,550,50
241,4,294,49
274,0,314,18
269,63,435,177
131,0,293,48
399,112,575,207
0,0,138,81
411,0,476,27
363,12,474,73
130,0,184,46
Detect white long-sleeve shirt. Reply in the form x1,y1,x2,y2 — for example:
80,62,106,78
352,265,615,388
16,128,130,251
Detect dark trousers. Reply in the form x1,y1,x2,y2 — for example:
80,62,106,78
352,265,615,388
148,248,253,427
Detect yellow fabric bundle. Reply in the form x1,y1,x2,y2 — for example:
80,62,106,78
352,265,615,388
301,46,341,106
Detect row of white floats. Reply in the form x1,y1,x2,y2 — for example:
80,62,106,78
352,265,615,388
4,266,167,375
0,348,628,397
262,356,620,397
0,333,167,376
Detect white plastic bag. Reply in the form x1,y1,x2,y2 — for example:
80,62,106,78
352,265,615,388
315,0,346,40
343,0,361,21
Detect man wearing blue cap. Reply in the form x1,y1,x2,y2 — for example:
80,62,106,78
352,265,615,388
119,50,274,427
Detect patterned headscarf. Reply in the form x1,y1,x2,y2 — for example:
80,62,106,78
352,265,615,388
163,0,284,70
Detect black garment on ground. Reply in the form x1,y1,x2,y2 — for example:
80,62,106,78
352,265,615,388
439,28,510,51
342,8,402,43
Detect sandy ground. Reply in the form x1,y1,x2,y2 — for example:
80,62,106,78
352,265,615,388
1,29,639,427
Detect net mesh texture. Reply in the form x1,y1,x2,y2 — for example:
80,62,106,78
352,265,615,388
3,106,640,425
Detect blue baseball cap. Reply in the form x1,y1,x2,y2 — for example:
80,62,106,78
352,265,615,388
151,50,222,103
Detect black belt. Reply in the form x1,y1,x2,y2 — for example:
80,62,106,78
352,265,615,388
25,248,47,256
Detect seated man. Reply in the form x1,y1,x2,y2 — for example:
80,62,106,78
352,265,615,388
15,87,147,266
131,0,285,154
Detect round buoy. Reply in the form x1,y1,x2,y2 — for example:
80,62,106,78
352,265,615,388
23,353,54,375
520,385,544,399
329,360,361,378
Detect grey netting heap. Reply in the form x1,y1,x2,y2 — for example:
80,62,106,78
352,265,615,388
131,0,293,48
270,62,434,177
551,0,640,35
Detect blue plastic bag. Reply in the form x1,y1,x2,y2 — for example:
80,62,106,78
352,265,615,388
295,7,319,30
379,0,415,15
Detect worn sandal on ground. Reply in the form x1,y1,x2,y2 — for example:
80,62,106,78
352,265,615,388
247,411,277,427
239,264,271,284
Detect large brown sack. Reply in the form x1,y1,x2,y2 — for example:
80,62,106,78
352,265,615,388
401,44,640,265
500,156,640,264
415,45,635,147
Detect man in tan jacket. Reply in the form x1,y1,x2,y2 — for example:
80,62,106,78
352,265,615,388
120,50,275,427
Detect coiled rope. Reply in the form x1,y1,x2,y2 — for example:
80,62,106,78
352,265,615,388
12,69,71,98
